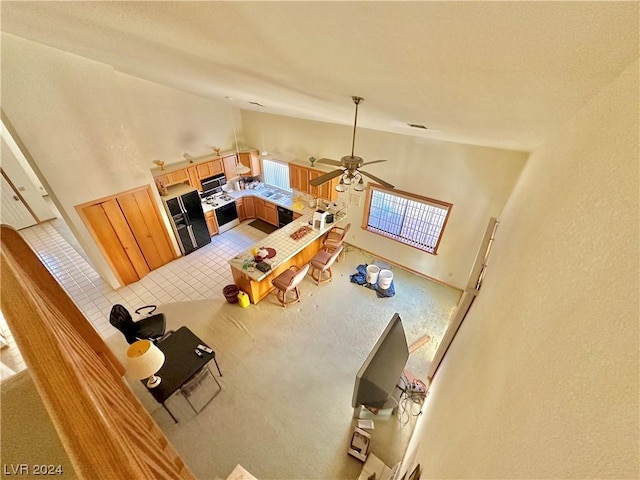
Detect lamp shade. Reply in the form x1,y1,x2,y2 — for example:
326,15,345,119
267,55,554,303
235,163,251,174
126,340,165,380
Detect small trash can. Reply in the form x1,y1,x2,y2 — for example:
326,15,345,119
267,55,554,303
366,265,380,284
223,285,239,303
237,291,250,308
378,269,394,290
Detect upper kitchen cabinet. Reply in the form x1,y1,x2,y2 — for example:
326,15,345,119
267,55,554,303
196,159,224,178
222,150,261,179
289,164,310,192
289,163,338,202
189,159,224,190
238,150,261,177
222,154,239,180
155,169,189,188
154,158,224,192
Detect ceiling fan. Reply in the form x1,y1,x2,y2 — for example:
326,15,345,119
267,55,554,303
309,96,394,192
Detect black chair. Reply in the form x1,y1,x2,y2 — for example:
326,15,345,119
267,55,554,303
109,304,171,344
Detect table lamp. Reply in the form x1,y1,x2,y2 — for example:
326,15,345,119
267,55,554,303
126,340,165,388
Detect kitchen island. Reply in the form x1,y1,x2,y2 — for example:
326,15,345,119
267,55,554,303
229,212,343,304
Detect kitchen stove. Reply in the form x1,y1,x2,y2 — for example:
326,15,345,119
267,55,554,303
203,193,235,209
202,193,239,233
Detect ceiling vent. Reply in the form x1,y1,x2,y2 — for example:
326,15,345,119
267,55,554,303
407,123,428,130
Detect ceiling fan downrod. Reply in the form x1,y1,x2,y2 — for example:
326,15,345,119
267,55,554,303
350,96,364,158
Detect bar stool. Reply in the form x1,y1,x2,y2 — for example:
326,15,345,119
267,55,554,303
310,245,343,285
323,223,351,261
271,264,310,307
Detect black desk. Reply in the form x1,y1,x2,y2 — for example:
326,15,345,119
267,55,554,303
146,326,222,422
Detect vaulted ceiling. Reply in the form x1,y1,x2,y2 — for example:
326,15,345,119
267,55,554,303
1,1,637,152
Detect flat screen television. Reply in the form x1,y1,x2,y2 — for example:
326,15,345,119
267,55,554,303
352,313,409,409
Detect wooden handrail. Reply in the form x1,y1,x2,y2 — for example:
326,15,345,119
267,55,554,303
0,225,195,479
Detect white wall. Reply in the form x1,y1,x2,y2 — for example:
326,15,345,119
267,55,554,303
242,111,527,289
401,59,639,478
1,34,242,287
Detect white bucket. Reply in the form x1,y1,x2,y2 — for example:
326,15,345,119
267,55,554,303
378,269,394,289
366,265,380,284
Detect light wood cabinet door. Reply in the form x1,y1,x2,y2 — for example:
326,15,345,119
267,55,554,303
167,169,189,185
255,198,266,221
116,189,175,270
264,202,278,226
222,154,238,179
244,196,256,218
82,201,145,285
187,166,201,191
205,211,218,236
236,198,246,221
77,186,176,286
308,170,322,198
239,150,261,176
289,164,310,192
197,159,224,178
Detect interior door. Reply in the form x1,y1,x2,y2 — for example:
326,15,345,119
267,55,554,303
77,185,176,286
81,201,144,285
0,173,37,229
117,189,175,270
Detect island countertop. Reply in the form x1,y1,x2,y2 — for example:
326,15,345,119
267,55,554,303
229,211,344,283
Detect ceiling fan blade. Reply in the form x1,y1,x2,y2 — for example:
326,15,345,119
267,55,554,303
309,169,345,187
316,158,342,166
360,159,387,167
359,170,394,189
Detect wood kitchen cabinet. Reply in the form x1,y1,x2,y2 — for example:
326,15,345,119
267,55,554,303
263,201,278,226
289,164,310,192
188,159,224,191
238,150,261,176
254,198,266,222
289,164,338,202
196,159,224,178
155,159,224,193
236,198,246,221
155,168,189,189
244,196,256,219
76,186,176,286
254,198,277,226
222,154,239,180
204,210,218,236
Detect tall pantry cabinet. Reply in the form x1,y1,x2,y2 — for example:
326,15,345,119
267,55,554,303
76,185,176,286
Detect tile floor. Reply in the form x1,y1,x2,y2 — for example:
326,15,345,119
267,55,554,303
0,216,268,378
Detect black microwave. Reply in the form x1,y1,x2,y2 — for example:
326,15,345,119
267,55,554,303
200,173,226,197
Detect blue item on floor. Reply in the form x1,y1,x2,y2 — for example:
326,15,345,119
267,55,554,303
350,264,395,298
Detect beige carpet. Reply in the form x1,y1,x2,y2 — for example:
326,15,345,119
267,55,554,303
106,245,461,479
1,371,77,479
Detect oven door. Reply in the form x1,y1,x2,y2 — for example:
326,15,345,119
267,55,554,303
215,202,239,228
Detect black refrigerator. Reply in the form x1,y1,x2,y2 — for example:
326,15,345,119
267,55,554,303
162,185,211,255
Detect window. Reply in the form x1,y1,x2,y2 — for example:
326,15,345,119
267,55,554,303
363,185,452,254
261,158,291,192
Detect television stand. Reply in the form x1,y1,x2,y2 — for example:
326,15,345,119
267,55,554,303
353,383,403,419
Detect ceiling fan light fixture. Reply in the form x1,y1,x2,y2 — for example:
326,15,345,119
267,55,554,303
354,179,365,192
335,179,348,192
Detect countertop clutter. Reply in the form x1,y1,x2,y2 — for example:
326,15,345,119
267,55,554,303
229,209,345,282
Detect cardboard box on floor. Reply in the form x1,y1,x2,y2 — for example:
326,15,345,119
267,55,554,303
357,453,393,480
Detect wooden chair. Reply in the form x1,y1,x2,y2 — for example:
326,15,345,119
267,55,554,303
271,264,310,307
310,245,343,285
323,223,351,253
